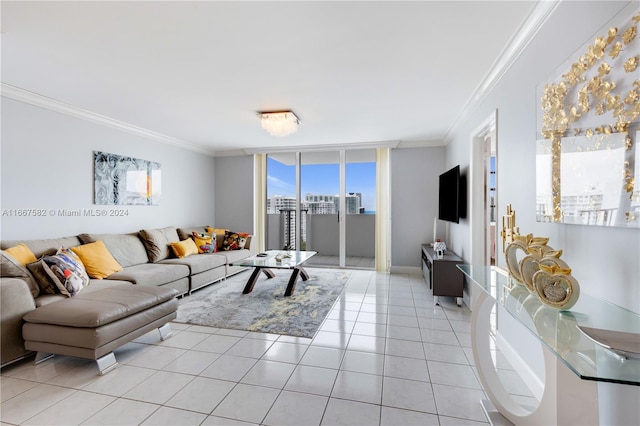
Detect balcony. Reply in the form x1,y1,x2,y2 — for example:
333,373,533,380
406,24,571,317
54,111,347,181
266,213,375,269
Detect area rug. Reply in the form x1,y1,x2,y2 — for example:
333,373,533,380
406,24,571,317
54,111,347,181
174,268,351,338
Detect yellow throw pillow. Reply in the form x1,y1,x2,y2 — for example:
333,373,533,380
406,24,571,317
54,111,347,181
170,238,199,258
3,243,37,266
70,240,123,279
211,228,229,236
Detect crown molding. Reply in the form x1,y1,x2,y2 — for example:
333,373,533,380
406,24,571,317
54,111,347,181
397,140,446,149
242,139,400,155
442,0,561,144
1,83,217,156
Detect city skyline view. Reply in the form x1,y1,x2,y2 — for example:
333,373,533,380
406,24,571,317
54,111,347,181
267,157,377,212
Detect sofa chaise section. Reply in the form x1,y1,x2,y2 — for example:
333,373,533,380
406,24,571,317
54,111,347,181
22,281,178,374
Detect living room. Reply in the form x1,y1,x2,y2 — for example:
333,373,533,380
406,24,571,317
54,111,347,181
2,1,639,425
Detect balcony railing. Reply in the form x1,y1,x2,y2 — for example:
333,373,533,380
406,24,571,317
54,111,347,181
266,212,375,268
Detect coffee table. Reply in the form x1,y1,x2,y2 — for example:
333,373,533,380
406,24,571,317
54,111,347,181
230,250,317,297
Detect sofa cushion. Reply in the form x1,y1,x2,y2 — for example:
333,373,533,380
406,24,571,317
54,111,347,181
2,251,40,298
170,238,199,258
71,241,124,279
214,248,252,264
161,253,227,275
107,263,189,286
1,236,82,259
79,233,149,267
139,226,180,262
23,284,178,328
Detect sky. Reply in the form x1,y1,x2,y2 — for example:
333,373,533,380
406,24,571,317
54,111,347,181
267,157,377,211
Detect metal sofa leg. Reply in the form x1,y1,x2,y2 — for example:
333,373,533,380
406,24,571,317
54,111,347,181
158,323,173,341
34,352,55,365
96,352,118,375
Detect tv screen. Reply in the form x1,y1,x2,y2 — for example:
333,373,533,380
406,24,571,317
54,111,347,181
438,165,460,223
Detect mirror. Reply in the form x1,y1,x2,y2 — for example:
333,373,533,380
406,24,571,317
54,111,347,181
535,5,639,227
536,131,639,227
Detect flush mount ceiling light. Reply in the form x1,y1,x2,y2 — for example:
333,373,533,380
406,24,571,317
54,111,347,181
258,110,300,137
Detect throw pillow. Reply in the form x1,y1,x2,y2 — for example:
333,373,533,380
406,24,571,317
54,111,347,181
27,259,58,295
192,231,216,253
42,248,90,296
70,240,123,279
3,243,37,266
139,226,180,262
1,250,40,298
211,228,229,236
170,238,199,258
222,231,249,251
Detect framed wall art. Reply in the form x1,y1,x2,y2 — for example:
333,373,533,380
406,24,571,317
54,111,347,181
94,151,161,205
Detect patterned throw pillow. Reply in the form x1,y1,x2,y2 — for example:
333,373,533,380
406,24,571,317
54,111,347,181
222,231,249,251
192,231,216,253
42,248,90,297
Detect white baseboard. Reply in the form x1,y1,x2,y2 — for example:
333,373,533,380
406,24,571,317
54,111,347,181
390,266,422,275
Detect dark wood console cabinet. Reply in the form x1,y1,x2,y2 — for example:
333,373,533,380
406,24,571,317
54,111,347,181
421,244,464,306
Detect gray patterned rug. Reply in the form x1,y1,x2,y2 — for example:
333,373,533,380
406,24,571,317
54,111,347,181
174,268,350,338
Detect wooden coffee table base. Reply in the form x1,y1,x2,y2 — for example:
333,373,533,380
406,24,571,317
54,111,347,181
242,266,310,296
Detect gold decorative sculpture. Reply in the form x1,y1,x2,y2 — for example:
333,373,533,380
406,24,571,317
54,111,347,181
500,204,520,253
533,263,580,310
502,204,581,310
520,245,563,294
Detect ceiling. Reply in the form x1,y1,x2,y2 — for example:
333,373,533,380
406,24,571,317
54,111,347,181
1,1,538,156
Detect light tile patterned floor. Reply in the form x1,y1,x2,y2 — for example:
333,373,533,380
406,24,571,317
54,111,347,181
1,270,536,425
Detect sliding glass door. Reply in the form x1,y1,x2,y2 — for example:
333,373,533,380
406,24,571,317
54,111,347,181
266,149,375,269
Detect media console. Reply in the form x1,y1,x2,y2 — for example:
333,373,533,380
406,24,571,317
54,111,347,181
421,244,463,306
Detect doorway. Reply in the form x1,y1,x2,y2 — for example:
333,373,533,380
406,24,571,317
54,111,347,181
266,149,376,269
470,110,498,269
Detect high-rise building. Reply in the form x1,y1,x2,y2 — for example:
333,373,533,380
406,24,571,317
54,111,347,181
268,192,364,249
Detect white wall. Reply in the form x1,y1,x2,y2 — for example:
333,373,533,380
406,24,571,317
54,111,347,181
214,155,254,234
446,0,639,313
391,146,446,268
1,98,216,240
211,147,445,268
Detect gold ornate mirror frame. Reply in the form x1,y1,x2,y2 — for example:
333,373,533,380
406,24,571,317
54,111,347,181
536,7,640,227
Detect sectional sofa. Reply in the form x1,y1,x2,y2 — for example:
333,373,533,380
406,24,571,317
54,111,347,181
0,225,255,370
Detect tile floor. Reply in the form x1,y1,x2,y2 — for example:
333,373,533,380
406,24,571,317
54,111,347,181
1,270,536,425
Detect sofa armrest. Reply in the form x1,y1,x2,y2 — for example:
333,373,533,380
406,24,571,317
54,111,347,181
1,278,36,366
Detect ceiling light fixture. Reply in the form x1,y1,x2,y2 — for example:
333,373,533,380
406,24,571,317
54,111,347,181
258,110,300,137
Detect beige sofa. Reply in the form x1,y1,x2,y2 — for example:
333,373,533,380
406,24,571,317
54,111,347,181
0,225,254,369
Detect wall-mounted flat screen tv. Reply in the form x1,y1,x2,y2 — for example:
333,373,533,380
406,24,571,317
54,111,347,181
438,165,462,223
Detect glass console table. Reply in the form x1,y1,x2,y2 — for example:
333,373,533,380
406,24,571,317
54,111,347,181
458,265,639,425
